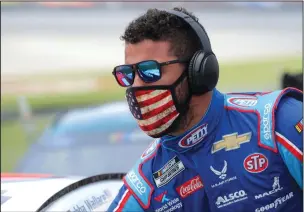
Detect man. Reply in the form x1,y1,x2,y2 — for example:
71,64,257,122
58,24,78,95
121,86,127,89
108,7,303,212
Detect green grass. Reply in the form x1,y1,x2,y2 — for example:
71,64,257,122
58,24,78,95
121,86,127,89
2,56,301,113
1,121,28,172
216,56,301,91
1,75,125,113
1,56,302,172
1,116,53,172
2,90,125,113
2,68,111,82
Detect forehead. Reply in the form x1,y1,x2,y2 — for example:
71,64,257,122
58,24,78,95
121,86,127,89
124,40,175,64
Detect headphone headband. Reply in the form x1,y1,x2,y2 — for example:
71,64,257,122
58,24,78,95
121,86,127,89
163,9,219,95
163,9,212,53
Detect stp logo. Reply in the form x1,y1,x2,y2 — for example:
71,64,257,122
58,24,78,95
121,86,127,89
243,153,268,173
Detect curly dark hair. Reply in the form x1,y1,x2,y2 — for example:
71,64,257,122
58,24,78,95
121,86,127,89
281,71,303,91
121,7,202,60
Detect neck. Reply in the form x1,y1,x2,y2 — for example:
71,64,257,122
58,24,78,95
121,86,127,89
170,91,213,136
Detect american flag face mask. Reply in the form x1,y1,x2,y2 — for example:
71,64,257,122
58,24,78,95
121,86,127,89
126,72,189,138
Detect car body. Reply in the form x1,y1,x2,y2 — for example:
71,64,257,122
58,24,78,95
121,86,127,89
15,101,153,176
1,173,123,211
2,101,153,211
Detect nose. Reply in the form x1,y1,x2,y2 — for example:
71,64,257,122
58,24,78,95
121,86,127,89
132,70,147,87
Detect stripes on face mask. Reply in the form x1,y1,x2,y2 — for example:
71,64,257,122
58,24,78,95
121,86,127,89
126,89,180,138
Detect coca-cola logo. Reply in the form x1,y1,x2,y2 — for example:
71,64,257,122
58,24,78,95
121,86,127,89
176,175,203,198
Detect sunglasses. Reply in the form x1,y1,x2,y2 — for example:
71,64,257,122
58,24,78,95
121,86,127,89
112,59,188,87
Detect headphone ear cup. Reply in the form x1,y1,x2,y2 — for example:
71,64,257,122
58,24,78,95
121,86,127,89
188,50,219,95
188,51,202,94
201,53,219,92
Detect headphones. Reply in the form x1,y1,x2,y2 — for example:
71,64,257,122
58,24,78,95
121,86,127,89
164,9,219,95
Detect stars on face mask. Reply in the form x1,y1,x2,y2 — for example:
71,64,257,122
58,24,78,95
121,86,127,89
126,90,142,120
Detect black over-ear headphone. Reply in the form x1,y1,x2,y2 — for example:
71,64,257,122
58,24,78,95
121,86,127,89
164,9,219,95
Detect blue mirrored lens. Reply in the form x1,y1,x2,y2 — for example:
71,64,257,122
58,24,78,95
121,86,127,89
115,65,134,87
138,61,161,83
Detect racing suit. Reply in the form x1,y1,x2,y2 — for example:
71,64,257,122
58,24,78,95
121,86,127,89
108,88,303,212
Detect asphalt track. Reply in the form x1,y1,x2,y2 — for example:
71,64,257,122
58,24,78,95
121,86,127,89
1,5,302,76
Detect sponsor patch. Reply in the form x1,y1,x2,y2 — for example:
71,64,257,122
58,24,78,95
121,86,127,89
215,190,248,209
141,138,160,160
126,170,147,195
228,97,258,107
262,103,272,141
178,124,208,148
176,175,203,198
211,176,237,189
212,132,251,154
255,192,293,212
244,153,268,173
254,176,283,200
210,160,238,188
154,191,170,203
154,195,182,212
210,160,227,180
295,118,303,133
125,162,152,207
153,156,185,188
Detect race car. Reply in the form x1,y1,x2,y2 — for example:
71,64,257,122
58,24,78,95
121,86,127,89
2,101,153,211
15,101,153,176
1,172,124,211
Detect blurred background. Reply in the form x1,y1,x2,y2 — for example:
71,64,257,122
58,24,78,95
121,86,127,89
1,2,302,176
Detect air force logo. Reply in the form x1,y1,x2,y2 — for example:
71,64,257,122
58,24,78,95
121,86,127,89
210,160,228,180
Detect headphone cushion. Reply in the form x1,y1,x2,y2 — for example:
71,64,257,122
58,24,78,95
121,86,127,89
202,54,219,91
188,51,202,92
188,50,207,94
188,50,219,95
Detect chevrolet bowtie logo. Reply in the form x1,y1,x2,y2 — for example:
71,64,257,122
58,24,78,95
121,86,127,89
211,132,252,154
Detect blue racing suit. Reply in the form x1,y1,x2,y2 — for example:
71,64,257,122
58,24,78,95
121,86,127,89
108,88,303,212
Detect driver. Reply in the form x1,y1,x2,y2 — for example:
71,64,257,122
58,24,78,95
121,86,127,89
107,7,303,212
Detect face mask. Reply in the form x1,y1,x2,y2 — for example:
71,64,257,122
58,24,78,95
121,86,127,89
126,72,190,138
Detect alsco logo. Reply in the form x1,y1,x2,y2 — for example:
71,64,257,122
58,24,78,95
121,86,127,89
216,190,248,208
